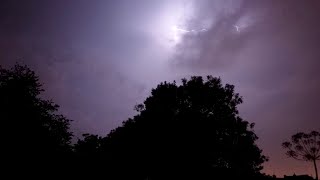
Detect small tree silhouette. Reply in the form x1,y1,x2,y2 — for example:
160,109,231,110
282,131,320,180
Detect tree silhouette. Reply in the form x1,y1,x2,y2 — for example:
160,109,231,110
102,76,268,179
0,64,73,165
282,131,320,180
74,133,104,154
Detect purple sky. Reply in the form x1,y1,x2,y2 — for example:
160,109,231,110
1,0,319,177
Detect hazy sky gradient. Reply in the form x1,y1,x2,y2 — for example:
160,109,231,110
1,0,319,177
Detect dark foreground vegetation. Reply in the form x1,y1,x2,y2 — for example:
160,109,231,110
2,64,317,180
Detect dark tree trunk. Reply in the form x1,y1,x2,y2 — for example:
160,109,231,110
313,159,318,180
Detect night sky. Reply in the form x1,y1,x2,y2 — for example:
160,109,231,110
1,0,319,177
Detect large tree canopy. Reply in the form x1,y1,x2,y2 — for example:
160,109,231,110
102,76,267,179
0,64,73,161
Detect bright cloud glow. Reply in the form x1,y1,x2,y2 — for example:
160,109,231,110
171,25,190,44
145,0,195,48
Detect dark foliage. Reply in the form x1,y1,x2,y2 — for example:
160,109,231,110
1,63,268,179
94,76,268,180
1,64,73,172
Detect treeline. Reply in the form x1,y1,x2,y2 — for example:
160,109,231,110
1,64,270,180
